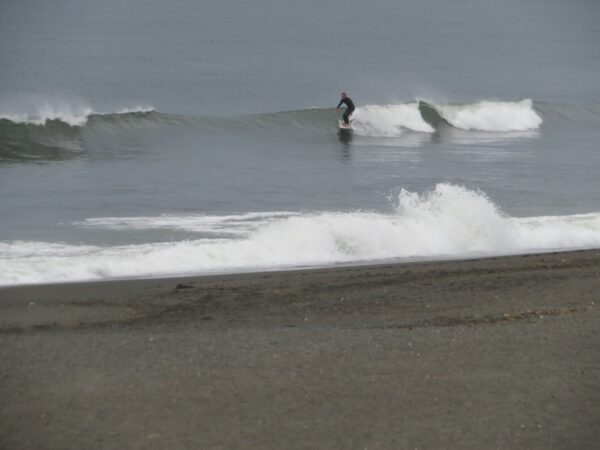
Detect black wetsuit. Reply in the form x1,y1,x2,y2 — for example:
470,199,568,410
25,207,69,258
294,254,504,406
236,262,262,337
337,97,355,124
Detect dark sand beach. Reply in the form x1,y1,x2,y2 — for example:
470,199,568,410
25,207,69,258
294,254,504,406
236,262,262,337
1,250,599,449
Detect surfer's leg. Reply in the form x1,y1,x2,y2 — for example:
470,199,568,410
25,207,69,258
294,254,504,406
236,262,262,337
343,110,350,124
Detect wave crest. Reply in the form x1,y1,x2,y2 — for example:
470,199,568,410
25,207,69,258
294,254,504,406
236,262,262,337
0,104,155,127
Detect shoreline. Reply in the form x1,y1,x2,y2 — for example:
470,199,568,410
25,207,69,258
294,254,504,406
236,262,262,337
2,248,598,331
2,246,596,292
2,248,599,448
2,245,598,291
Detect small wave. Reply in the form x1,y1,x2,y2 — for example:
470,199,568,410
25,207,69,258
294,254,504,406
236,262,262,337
0,104,155,127
422,99,543,132
0,98,550,144
1,98,589,163
0,103,157,162
2,184,600,285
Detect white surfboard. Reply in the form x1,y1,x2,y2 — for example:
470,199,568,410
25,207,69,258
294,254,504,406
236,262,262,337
338,120,354,130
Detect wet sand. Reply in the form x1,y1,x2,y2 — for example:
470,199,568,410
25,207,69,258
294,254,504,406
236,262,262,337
1,250,599,449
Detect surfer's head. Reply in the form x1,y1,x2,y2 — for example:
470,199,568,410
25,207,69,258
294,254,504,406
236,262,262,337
341,92,347,98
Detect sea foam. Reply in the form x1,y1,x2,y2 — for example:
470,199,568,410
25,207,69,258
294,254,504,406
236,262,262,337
1,184,600,286
352,103,435,137
431,99,542,131
346,99,542,137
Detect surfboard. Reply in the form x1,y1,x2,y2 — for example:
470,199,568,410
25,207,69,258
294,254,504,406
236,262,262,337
338,120,354,130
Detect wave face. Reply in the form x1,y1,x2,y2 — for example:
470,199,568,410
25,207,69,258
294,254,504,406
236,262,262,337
2,184,600,286
0,104,156,162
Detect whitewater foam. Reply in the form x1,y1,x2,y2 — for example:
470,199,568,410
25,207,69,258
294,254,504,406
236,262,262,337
114,106,156,115
0,105,95,127
431,99,543,131
338,99,542,137
352,103,435,137
2,184,600,286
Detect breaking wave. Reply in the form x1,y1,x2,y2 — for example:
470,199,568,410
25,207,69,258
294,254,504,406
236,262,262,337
347,99,543,136
0,104,155,127
0,103,157,162
1,184,600,286
0,98,586,136
4,97,600,162
351,103,435,136
419,99,543,132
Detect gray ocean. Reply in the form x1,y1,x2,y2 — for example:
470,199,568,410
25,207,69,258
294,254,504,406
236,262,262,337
1,0,600,285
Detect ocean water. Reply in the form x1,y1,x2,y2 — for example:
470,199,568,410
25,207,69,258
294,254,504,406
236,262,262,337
1,0,600,285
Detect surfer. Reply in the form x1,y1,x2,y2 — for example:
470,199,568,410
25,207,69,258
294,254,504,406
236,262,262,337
336,92,355,125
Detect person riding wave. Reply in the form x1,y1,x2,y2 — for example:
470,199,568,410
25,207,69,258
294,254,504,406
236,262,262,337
336,92,355,125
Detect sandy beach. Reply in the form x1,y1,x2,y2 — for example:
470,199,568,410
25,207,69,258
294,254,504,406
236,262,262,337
1,250,599,449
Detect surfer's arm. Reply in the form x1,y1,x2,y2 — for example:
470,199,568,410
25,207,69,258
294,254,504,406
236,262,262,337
336,100,343,109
